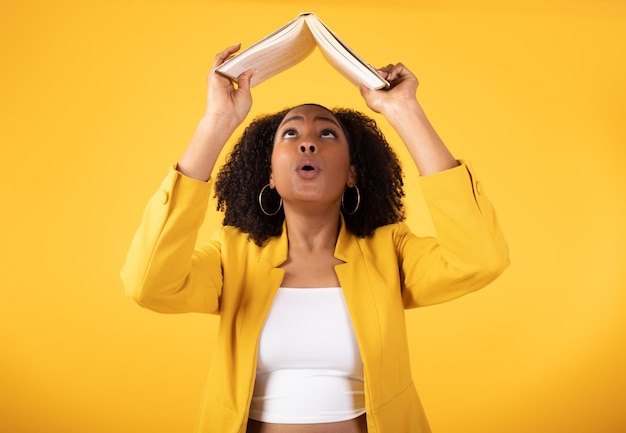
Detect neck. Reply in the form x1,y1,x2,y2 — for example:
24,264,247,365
283,207,341,252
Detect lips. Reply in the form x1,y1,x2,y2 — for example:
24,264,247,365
296,158,321,179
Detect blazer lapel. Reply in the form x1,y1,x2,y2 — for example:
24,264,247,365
333,218,383,369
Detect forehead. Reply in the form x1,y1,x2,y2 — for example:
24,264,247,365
279,105,339,126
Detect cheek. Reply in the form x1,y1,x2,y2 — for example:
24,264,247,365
270,151,290,184
330,148,352,171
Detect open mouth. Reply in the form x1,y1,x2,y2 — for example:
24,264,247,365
296,159,320,178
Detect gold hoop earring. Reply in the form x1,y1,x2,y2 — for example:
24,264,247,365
341,185,360,215
259,184,282,216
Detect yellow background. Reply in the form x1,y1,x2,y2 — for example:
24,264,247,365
1,0,625,432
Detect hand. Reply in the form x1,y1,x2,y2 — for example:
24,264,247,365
176,44,256,181
359,63,420,119
361,63,458,175
204,43,256,132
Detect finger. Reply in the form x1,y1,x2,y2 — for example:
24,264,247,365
359,84,370,99
377,64,395,74
385,63,406,82
236,68,257,92
212,43,242,69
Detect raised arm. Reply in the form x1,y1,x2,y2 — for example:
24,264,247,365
359,63,458,176
361,63,509,305
177,44,256,181
121,45,256,313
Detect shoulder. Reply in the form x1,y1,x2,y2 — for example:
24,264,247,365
370,221,412,238
215,225,257,247
214,225,286,257
357,222,415,250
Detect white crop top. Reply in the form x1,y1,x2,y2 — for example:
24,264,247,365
248,287,366,424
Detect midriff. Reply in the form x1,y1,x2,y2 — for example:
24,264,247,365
247,414,367,433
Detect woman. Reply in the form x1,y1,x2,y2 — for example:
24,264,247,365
121,44,509,433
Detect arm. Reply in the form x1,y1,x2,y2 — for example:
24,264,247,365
120,167,223,313
359,63,458,176
178,43,256,181
361,64,508,304
398,163,510,307
120,45,255,312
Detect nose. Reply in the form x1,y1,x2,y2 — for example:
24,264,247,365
299,144,317,154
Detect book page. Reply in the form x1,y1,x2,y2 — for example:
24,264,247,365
215,17,317,87
304,15,389,90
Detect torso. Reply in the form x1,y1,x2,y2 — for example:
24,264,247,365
250,245,367,433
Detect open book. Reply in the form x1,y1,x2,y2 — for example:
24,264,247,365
214,12,389,90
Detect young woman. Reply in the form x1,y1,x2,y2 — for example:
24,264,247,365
121,44,509,433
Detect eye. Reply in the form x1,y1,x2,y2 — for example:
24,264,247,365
320,129,338,139
281,128,298,139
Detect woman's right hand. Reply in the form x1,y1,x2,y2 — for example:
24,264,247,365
177,44,256,182
204,43,256,133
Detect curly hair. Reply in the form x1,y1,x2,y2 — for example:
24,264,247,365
214,105,405,246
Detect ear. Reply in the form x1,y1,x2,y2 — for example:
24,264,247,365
347,165,358,187
269,171,275,189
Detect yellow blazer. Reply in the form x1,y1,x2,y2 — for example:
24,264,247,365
121,162,509,433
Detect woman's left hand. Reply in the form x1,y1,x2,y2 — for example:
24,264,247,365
359,63,420,118
360,63,458,175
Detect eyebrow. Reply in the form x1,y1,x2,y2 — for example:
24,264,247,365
279,115,341,128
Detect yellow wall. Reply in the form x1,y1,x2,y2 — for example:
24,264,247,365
1,0,625,432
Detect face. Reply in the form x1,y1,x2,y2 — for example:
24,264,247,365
269,105,357,210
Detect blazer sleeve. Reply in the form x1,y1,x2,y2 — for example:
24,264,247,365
399,161,510,308
120,165,223,314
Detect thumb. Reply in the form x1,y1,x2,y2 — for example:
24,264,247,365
358,84,371,99
236,68,257,93
359,84,381,113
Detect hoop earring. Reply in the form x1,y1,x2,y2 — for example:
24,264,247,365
259,184,282,216
341,185,360,215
